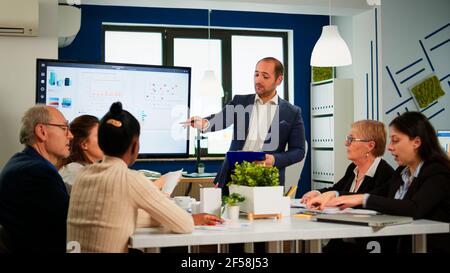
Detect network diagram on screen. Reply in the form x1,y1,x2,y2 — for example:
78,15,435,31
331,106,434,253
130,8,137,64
36,59,191,158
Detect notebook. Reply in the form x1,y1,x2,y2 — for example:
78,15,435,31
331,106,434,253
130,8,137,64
313,214,413,227
226,151,265,167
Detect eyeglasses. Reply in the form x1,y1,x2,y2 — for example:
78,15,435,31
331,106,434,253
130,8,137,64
345,135,372,144
43,123,70,136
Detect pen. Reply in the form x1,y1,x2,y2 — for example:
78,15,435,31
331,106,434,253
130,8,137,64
293,213,314,219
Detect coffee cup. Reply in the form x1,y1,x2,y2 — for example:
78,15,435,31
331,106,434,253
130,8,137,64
190,201,201,214
173,196,192,210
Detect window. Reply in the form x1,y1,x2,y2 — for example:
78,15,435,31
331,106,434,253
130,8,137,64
103,25,288,156
104,29,163,65
173,38,223,155
231,35,284,98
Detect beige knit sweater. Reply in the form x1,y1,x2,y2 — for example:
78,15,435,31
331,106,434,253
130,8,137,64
67,156,194,253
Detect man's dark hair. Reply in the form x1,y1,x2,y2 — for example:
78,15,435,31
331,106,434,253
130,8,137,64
258,57,284,79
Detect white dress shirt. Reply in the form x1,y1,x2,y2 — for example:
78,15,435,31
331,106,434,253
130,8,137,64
59,162,84,194
242,94,279,152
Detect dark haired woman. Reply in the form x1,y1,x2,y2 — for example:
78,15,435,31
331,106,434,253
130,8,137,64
67,102,223,252
58,115,103,193
326,111,450,253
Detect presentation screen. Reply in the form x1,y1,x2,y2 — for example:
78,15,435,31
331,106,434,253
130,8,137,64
36,59,191,158
437,130,450,153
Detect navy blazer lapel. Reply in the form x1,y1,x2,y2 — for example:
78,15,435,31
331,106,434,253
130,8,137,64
356,176,373,193
266,97,284,137
389,170,406,198
343,172,356,192
263,107,280,141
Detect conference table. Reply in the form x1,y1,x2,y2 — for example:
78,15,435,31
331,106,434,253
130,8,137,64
129,214,449,253
177,176,215,198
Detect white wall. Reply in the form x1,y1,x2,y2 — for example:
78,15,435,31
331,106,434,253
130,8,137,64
336,0,450,167
333,15,353,80
349,7,382,123
0,0,58,169
346,0,450,127
381,0,450,130
334,6,382,123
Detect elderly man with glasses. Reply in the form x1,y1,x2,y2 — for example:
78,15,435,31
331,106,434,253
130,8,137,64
0,105,73,253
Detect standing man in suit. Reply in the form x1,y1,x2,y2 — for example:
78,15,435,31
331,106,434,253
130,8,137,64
185,57,305,190
0,105,73,252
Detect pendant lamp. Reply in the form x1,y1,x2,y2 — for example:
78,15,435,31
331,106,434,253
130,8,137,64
310,0,352,67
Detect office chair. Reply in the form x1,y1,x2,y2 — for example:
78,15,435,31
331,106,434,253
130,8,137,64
284,141,308,197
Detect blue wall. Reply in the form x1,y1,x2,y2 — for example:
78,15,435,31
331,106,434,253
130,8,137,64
59,5,328,197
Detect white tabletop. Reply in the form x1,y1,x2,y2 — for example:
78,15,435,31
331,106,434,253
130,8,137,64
129,216,449,249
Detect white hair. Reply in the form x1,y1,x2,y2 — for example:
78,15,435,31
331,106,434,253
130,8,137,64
19,105,51,146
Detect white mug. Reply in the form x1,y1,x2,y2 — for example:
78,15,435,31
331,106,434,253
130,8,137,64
190,201,201,214
227,205,240,222
173,196,192,210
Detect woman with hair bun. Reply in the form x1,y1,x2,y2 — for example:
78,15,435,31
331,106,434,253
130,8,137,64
67,102,223,253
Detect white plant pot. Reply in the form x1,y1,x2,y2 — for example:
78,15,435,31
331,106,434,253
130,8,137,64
228,185,284,215
227,205,240,221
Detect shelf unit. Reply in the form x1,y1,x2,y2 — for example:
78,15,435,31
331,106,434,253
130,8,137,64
310,79,353,190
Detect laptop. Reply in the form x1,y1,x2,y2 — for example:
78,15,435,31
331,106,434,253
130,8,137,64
313,214,413,227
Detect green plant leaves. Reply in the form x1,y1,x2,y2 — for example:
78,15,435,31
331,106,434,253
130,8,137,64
411,75,445,108
312,66,333,82
227,161,279,187
222,193,246,207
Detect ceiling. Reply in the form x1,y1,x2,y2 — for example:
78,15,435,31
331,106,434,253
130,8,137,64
77,0,376,16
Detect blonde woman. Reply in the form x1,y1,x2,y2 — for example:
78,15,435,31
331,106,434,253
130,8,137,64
302,120,394,208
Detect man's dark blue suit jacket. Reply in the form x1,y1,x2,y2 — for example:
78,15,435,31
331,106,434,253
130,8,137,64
0,146,69,252
205,94,306,188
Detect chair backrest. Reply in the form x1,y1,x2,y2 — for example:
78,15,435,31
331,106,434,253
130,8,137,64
284,141,308,196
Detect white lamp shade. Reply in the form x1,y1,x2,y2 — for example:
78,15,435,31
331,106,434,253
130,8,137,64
58,5,81,48
310,25,352,67
198,70,224,97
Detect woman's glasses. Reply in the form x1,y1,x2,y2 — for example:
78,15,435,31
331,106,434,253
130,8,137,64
345,135,372,145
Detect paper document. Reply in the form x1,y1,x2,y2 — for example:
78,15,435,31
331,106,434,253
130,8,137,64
161,169,183,195
194,222,251,231
290,199,307,208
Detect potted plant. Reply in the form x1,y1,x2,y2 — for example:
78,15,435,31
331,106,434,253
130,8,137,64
197,162,205,174
227,161,284,215
222,193,245,221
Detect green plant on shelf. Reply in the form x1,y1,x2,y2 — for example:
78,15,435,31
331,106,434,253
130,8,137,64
227,161,279,187
312,66,333,82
